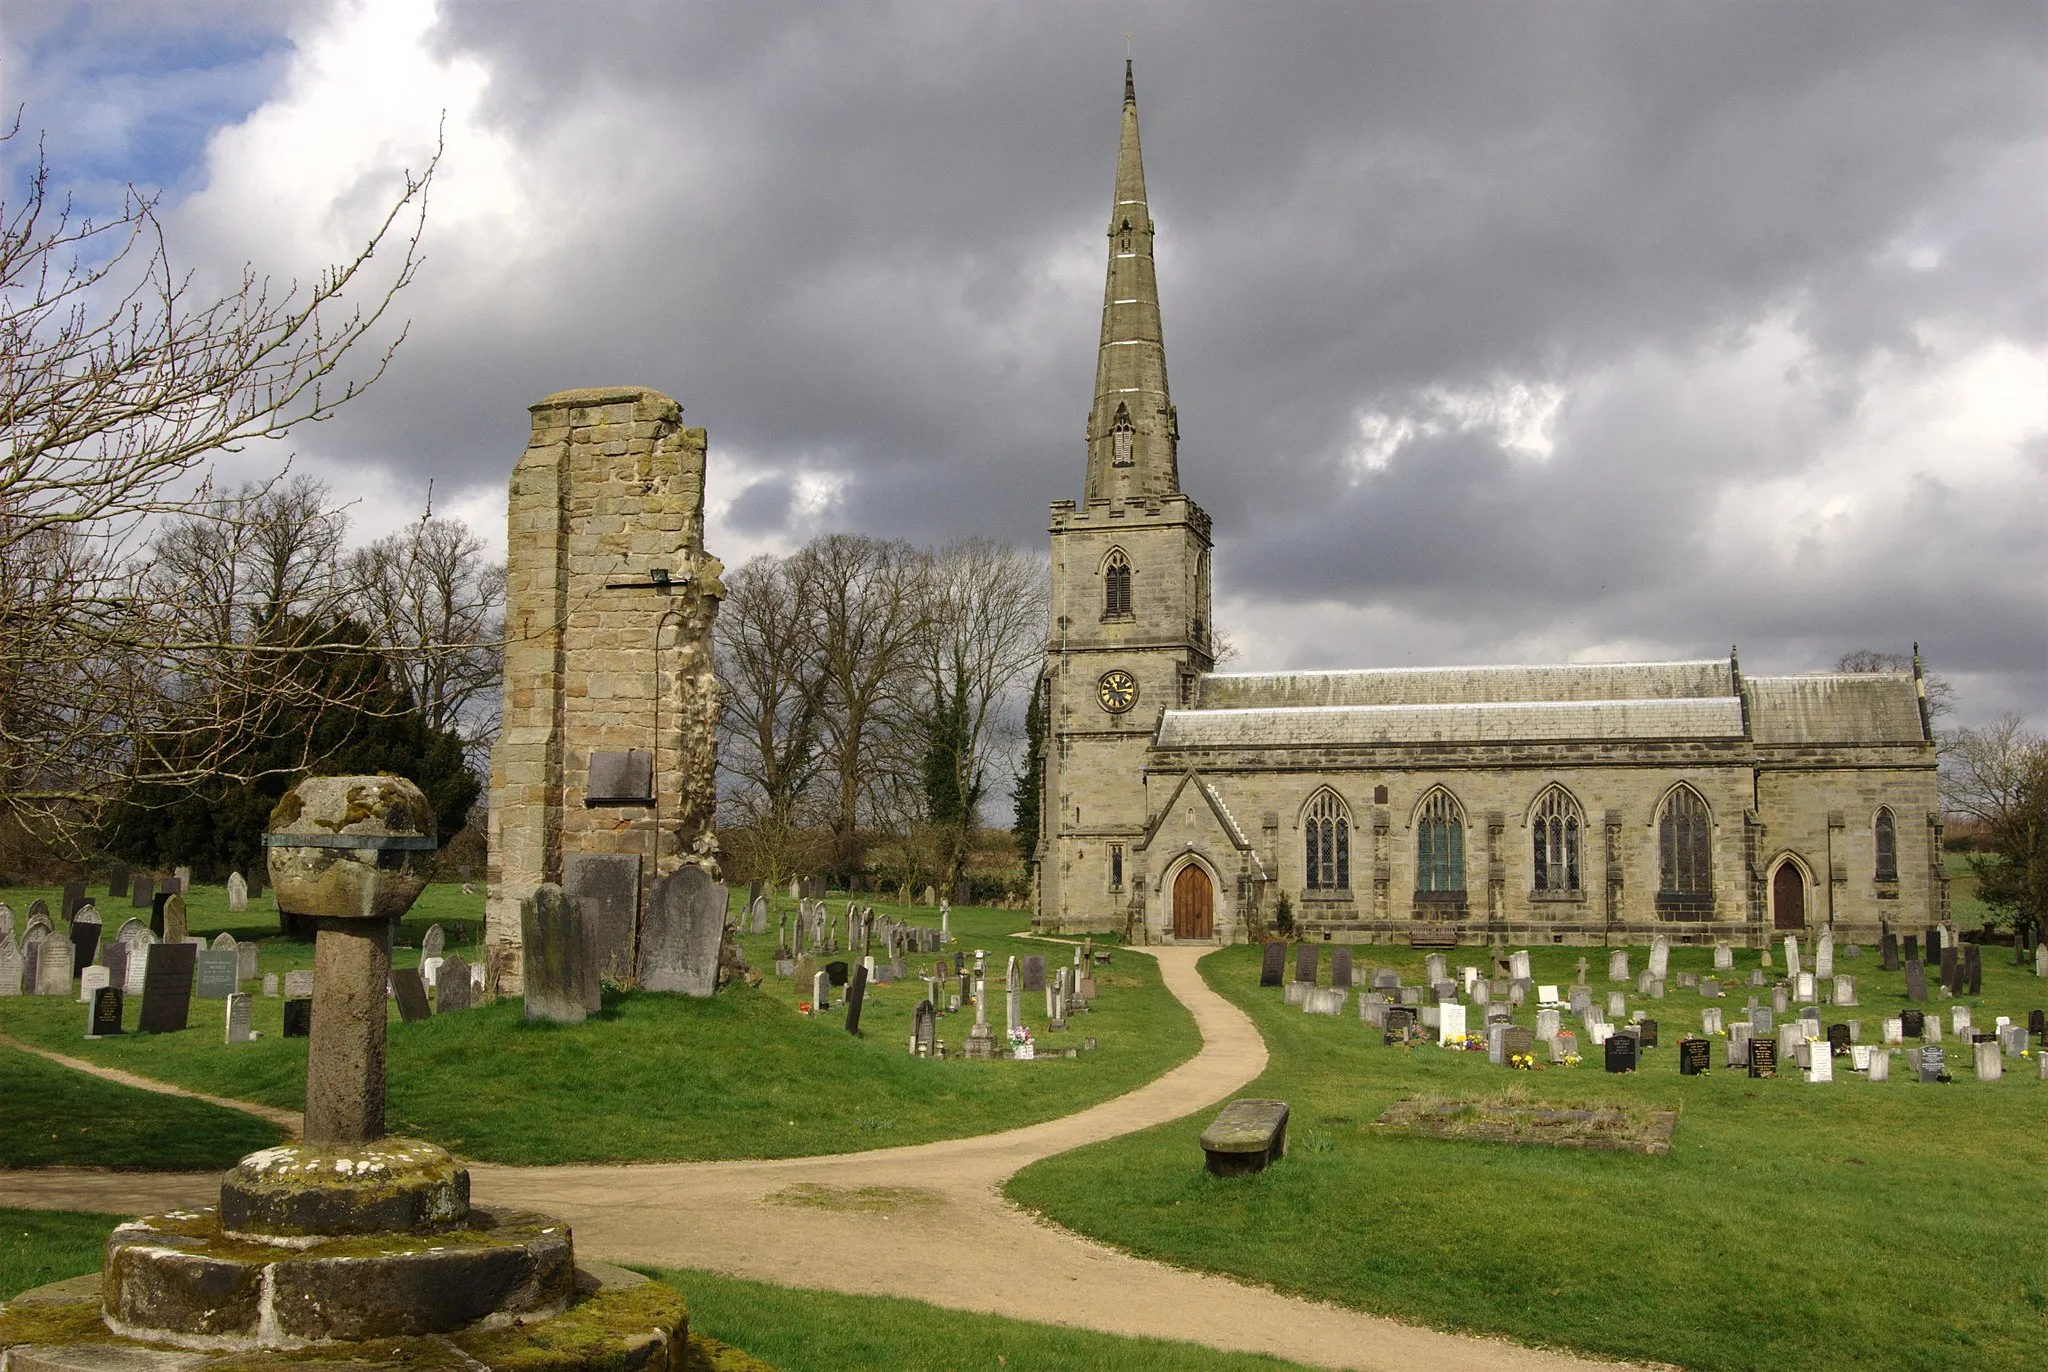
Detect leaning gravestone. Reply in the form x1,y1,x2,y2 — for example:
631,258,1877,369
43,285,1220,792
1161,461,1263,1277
139,941,197,1033
1259,942,1286,987
563,853,640,983
638,866,726,997
160,892,188,944
1023,955,1047,992
521,885,594,1024
227,871,249,913
194,948,239,999
436,955,473,1013
844,963,869,1037
391,967,432,1023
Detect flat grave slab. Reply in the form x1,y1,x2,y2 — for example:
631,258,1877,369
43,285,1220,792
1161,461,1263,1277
1372,1096,1678,1156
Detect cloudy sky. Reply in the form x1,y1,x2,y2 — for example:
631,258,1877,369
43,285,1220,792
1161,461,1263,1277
10,0,2044,727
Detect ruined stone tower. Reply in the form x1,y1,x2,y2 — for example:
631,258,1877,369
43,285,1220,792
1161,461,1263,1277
486,387,724,989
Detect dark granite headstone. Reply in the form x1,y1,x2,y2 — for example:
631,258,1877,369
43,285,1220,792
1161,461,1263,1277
107,864,131,900
193,949,239,999
1938,945,1958,995
62,882,87,920
1918,1045,1946,1083
1900,1008,1925,1038
1383,1007,1414,1044
1294,944,1318,984
1022,955,1046,992
436,955,473,1013
89,986,124,1037
1748,1037,1778,1078
1925,926,1941,960
137,941,196,1034
825,960,849,987
1881,932,1899,971
1827,1023,1852,1057
98,941,129,990
1904,934,1918,962
843,963,869,1037
1679,1036,1712,1075
1330,946,1353,990
1637,1018,1659,1049
1259,941,1286,987
1605,1034,1638,1072
1964,943,1981,995
69,914,102,974
637,866,726,997
391,966,432,1023
2028,1008,2045,1037
247,866,263,898
912,998,936,1056
523,884,594,1023
1904,960,1927,1001
564,852,642,983
283,997,312,1037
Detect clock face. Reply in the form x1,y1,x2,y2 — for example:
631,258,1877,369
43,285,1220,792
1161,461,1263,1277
1097,669,1138,714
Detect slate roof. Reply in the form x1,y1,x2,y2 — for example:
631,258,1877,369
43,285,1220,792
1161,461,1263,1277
1193,660,1734,710
1744,674,1925,745
1155,697,1748,749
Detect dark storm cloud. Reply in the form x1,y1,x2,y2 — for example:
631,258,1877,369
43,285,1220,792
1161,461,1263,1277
31,0,2046,722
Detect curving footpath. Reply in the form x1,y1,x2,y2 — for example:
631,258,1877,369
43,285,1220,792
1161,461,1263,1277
4,947,1651,1371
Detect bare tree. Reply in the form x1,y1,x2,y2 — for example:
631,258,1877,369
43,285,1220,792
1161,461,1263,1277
714,553,830,888
0,122,434,857
1836,648,1952,721
1942,714,2045,829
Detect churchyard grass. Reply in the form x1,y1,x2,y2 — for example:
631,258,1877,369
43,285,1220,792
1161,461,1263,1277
0,886,1198,1165
1009,941,2048,1372
0,1210,119,1302
0,1045,284,1169
651,1266,1317,1372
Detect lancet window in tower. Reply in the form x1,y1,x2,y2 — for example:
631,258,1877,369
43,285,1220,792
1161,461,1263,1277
1103,549,1132,618
1110,402,1135,467
1531,785,1582,894
1303,789,1350,892
1415,789,1466,894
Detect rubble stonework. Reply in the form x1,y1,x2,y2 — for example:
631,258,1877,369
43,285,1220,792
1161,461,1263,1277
486,386,724,990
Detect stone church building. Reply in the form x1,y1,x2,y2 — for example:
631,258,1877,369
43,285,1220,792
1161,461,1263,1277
1036,67,1943,948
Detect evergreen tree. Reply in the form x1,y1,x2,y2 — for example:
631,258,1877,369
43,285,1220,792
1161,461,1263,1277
1013,678,1045,865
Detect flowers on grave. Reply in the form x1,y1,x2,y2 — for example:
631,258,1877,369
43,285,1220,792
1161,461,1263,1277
1560,1053,1582,1067
1441,1033,1485,1051
1508,1053,1537,1071
1007,1025,1032,1046
798,1002,812,1015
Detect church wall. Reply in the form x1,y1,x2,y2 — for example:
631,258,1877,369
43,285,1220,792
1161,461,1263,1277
1752,752,1943,937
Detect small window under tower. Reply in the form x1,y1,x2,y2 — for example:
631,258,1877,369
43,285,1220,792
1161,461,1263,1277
1111,403,1135,467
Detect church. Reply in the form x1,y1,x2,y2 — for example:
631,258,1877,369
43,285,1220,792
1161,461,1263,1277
1035,66,1944,949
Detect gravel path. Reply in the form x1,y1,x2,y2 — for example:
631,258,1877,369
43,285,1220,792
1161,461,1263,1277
2,949,1650,1371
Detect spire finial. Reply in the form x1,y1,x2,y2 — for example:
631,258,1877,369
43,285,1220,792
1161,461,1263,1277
1125,54,1135,105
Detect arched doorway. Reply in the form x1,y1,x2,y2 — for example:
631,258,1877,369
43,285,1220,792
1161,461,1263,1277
1172,864,1214,940
1771,861,1806,930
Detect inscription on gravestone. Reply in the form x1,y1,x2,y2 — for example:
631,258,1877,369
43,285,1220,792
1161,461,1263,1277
1748,1037,1778,1078
89,986,124,1038
138,942,197,1034
1904,960,1927,1001
1680,1037,1712,1075
194,949,239,999
564,853,641,983
283,997,312,1037
1259,942,1285,987
637,866,727,998
225,992,254,1044
1604,1035,1638,1073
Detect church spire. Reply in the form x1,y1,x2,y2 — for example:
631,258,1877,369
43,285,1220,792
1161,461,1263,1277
1085,60,1177,503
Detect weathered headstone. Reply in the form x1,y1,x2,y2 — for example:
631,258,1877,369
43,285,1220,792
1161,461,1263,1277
1832,974,1856,1006
1939,944,1959,995
1648,935,1670,980
160,893,187,944
1713,941,1734,972
436,955,473,1013
227,872,249,913
138,941,197,1033
1867,1047,1891,1081
130,876,154,909
1880,931,1899,971
262,972,280,998
912,999,937,1057
79,963,111,1006
637,866,726,997
1814,930,1834,981
391,967,433,1023
236,940,259,983
564,853,641,984
107,864,130,900
34,940,75,996
1608,949,1629,982
225,992,255,1044
1964,942,1982,995
749,897,769,935
284,968,315,999
283,998,313,1037
421,923,446,961
1330,945,1353,990
521,885,592,1024
1905,960,1927,1001
844,963,869,1036
1805,1042,1834,1083
194,948,239,999
1293,943,1317,985
1509,949,1532,981
1023,954,1047,992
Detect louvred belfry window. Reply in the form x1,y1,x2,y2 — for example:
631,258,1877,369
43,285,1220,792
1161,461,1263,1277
1110,402,1135,467
1103,549,1132,618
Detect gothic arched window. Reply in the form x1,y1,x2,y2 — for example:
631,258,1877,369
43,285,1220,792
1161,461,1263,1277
1658,786,1712,896
1303,790,1350,892
1110,402,1135,467
1416,789,1465,894
1531,785,1582,893
1103,549,1132,618
1874,807,1898,882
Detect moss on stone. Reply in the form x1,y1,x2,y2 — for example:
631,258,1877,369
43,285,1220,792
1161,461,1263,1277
682,1333,778,1372
269,789,305,829
0,1297,114,1351
453,1280,685,1370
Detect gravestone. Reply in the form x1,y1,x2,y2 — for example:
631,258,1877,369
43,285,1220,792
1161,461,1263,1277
1964,943,1982,995
1604,1035,1638,1073
1551,1030,1579,1064
1827,1023,1852,1057
825,959,849,988
1607,992,1627,1018
284,969,315,999
194,948,239,999
1783,934,1802,978
912,999,937,1057
246,865,262,898
1648,935,1670,980
1438,1002,1468,1044
844,963,869,1036
1713,942,1734,972
107,864,130,900
391,967,432,1023
2037,943,2048,977
68,904,102,970
1383,1007,1414,1044
262,972,280,998
1815,931,1834,981
1881,932,1899,971
521,885,593,1024
88,985,124,1038
97,943,130,1002
225,992,255,1044
1832,974,1856,1006
1700,977,1720,999
160,893,187,944
130,876,154,909
1867,1047,1891,1082
1331,946,1353,990
1951,1004,1972,1036
1536,1007,1562,1040
1805,1043,1834,1083
237,940,260,983
1702,1007,1723,1035
35,941,74,996
1638,1018,1659,1049
1424,953,1448,985
637,866,726,997
1294,944,1318,984
1748,1037,1778,1078
1727,1022,1752,1067
79,963,110,1006
138,941,197,1033
1918,1045,1946,1084
2029,1008,2046,1037
436,955,473,1013
283,998,312,1037
749,897,769,935
1509,949,1532,981
1608,950,1629,982
811,968,831,1014
563,853,641,984
227,872,249,913
1795,971,1816,1003
1023,955,1047,992
1502,1024,1533,1061
1939,945,1959,995
1679,1037,1711,1075
421,923,446,961
1905,961,1927,1001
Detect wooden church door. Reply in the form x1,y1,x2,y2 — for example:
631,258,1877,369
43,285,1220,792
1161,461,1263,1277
1772,862,1806,929
1172,864,1214,939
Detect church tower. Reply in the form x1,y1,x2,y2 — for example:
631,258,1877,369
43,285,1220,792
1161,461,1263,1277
1038,62,1214,934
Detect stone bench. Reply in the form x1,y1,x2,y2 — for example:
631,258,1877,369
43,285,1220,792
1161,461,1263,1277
1199,1098,1289,1177
1408,926,1460,950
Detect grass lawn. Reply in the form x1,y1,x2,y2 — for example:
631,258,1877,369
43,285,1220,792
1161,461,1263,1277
1008,940,2048,1372
0,1210,119,1301
0,1046,284,1169
0,885,1197,1165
